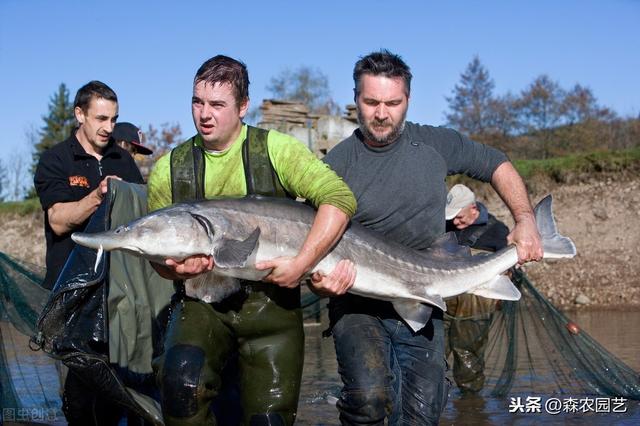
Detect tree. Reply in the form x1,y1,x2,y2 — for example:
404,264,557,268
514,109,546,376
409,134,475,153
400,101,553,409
561,84,599,125
516,75,565,158
135,122,184,179
516,75,564,133
479,93,520,155
6,152,28,201
33,83,75,171
144,122,183,159
445,56,496,135
488,93,519,137
0,159,7,202
23,123,40,199
551,84,613,154
267,66,340,114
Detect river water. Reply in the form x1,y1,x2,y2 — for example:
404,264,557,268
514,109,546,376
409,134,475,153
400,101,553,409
2,309,639,425
296,309,640,425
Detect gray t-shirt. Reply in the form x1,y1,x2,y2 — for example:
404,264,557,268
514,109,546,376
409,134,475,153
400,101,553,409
324,121,508,250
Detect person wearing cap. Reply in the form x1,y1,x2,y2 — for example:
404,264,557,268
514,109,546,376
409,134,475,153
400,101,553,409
34,81,144,425
444,184,510,394
445,184,509,251
112,122,154,157
323,50,542,425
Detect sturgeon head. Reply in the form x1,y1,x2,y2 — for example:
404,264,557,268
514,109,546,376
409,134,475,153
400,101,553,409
72,203,263,276
72,206,216,263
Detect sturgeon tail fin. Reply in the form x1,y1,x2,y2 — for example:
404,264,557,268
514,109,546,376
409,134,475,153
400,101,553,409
534,195,577,259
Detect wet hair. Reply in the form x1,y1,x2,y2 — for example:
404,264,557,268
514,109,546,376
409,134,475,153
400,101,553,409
194,55,250,106
353,49,412,97
73,80,118,112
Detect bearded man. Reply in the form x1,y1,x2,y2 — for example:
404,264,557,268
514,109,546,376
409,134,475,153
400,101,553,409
323,50,542,425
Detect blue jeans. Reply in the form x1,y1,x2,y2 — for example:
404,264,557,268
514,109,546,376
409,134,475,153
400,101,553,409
330,297,449,425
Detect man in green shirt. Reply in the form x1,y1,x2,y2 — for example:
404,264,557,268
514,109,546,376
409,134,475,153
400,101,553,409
147,55,356,426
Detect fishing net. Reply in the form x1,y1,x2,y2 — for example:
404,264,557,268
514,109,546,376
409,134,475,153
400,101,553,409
0,252,63,422
300,269,640,403
446,269,640,400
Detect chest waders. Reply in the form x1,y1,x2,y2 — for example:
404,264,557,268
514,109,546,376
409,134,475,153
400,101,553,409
443,218,502,394
155,126,304,426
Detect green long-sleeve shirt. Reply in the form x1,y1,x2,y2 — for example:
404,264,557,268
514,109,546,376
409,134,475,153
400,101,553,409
147,125,356,216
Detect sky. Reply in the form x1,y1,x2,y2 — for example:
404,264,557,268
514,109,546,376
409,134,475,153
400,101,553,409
1,0,639,169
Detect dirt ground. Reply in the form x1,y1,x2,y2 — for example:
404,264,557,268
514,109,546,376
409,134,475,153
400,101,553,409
481,172,640,308
0,209,46,269
1,172,638,309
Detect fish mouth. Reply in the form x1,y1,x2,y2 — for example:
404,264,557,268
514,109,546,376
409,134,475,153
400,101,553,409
120,246,143,254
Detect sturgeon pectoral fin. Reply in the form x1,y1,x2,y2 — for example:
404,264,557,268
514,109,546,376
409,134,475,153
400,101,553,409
425,232,472,259
468,275,521,300
213,227,261,268
392,296,446,333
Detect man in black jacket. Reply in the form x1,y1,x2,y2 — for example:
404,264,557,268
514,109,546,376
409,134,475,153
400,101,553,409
34,81,144,291
34,80,144,425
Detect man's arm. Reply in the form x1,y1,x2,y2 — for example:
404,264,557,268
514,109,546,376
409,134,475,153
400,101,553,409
251,132,357,290
490,161,543,263
255,203,350,288
48,175,120,235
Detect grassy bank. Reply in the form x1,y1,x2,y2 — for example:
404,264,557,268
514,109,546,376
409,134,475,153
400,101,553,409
448,147,640,196
512,147,640,181
0,198,41,216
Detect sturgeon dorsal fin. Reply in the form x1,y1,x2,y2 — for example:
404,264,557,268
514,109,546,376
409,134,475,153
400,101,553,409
424,232,471,259
213,227,261,268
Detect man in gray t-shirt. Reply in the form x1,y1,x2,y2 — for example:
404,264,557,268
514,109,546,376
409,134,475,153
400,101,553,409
322,50,542,425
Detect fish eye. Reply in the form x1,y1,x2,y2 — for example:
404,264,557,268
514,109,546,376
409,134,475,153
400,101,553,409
114,225,128,234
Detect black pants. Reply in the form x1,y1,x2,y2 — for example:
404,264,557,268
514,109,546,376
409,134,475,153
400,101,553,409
62,370,123,426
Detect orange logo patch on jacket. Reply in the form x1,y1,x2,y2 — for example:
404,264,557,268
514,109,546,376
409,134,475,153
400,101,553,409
69,175,90,188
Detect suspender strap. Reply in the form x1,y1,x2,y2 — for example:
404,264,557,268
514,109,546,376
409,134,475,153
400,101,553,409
464,215,500,247
242,126,290,198
170,137,205,203
171,127,290,202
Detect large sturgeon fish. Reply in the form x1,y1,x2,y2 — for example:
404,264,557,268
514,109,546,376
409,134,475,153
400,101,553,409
72,195,576,330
